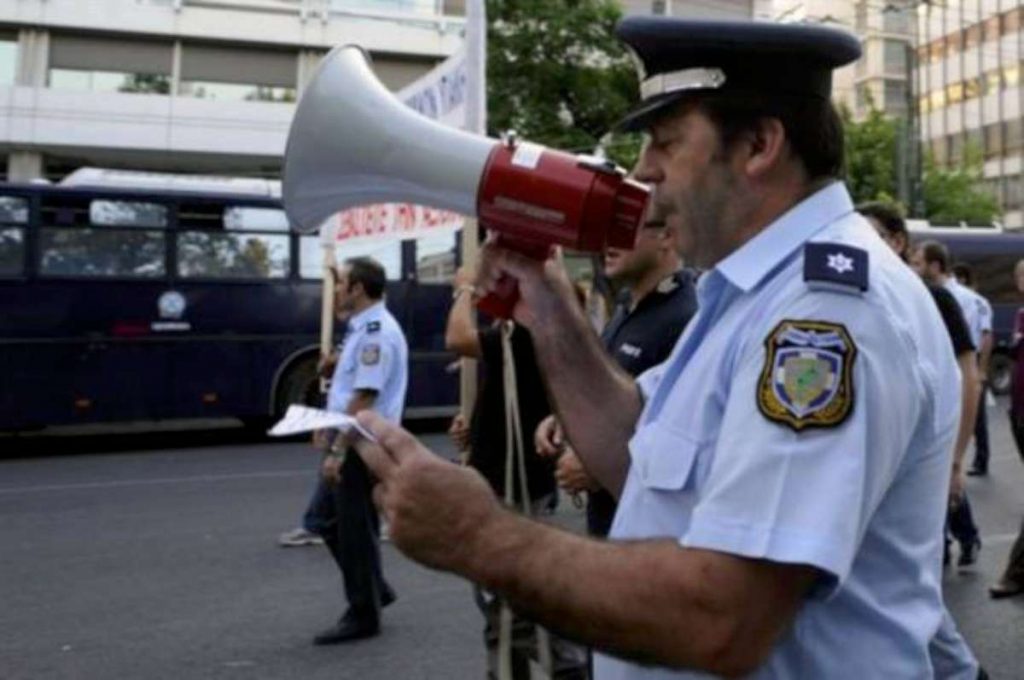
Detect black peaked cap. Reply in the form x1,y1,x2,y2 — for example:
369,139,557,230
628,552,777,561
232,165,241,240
614,18,862,131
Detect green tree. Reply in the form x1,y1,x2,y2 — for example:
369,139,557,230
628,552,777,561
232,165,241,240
486,0,640,168
922,145,1000,225
840,102,899,206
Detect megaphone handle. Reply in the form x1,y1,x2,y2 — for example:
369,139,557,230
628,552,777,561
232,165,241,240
476,277,519,319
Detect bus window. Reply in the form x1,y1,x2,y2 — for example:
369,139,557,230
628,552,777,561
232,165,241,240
177,231,290,279
223,206,289,232
39,228,166,277
415,231,456,283
0,195,28,276
90,200,168,228
298,235,402,280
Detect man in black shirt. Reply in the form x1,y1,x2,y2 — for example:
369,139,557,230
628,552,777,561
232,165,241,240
537,216,698,537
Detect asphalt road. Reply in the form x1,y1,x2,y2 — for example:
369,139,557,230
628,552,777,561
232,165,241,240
1,406,1022,680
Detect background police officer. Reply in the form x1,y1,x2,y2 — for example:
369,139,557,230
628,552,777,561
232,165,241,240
536,214,697,537
311,256,408,645
347,18,978,678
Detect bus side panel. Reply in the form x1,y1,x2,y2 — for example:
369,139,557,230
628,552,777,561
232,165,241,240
400,282,458,417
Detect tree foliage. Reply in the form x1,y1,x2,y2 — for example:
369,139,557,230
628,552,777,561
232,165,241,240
841,100,999,224
921,147,1000,225
840,102,898,206
486,0,640,168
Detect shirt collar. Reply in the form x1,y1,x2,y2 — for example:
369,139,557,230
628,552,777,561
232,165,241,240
714,181,854,293
349,300,384,330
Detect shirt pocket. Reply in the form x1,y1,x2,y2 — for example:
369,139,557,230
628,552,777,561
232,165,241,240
629,422,704,492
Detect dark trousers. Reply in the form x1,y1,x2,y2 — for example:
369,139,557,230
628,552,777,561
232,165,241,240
301,476,332,534
310,452,390,622
1002,516,1024,586
970,386,991,472
947,493,980,548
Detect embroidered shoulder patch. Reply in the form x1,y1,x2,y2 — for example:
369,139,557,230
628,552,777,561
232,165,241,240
360,344,381,366
757,320,857,431
803,243,868,295
366,321,381,333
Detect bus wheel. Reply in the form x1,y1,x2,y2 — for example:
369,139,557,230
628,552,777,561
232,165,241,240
989,352,1013,397
274,355,323,420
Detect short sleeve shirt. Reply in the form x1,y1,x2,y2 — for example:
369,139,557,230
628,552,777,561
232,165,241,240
929,285,975,357
589,269,697,535
944,279,986,348
326,301,408,424
596,182,972,679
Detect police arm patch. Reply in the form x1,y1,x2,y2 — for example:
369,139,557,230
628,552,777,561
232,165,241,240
360,344,381,366
756,320,857,431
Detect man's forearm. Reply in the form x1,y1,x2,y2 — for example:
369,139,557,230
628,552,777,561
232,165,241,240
531,304,640,497
463,510,799,676
953,354,980,468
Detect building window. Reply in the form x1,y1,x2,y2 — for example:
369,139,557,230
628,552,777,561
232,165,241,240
179,44,297,104
1006,119,1023,153
882,5,910,34
0,34,17,86
984,122,1003,158
946,82,964,105
883,40,907,75
48,35,172,94
177,81,295,102
884,80,907,116
49,68,170,94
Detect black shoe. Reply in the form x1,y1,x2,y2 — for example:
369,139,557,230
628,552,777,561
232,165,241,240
382,585,397,608
313,612,380,645
966,467,987,477
957,538,981,568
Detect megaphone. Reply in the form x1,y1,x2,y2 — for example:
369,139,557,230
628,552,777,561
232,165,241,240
284,45,648,317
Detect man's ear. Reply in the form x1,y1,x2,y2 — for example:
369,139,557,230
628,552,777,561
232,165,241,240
744,117,787,179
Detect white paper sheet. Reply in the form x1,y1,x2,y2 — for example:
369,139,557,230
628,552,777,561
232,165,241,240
268,405,377,442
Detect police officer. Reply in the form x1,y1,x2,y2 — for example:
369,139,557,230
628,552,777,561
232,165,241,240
952,263,995,477
311,256,408,645
350,19,978,678
537,216,697,537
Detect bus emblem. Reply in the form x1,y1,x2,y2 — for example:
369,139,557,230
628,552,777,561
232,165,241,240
158,291,187,320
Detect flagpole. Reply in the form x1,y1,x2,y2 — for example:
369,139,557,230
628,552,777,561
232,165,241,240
459,0,486,430
319,218,338,396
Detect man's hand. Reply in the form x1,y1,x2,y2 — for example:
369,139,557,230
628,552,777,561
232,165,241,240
312,428,330,450
534,414,566,458
354,410,503,572
448,413,471,452
476,239,581,331
322,454,343,485
949,464,966,507
556,451,600,494
318,351,339,378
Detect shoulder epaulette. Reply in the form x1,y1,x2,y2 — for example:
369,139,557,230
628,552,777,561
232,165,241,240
366,320,382,333
803,242,868,295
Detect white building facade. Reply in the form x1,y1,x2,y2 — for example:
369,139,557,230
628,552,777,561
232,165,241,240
0,0,464,181
917,0,1023,228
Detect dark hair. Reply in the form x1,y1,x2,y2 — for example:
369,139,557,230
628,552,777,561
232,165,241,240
916,240,951,273
857,201,906,236
345,256,386,299
952,262,974,285
698,93,844,181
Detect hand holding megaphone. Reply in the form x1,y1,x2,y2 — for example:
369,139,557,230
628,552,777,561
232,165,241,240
283,46,648,317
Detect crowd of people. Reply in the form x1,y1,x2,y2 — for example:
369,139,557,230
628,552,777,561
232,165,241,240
269,16,1024,680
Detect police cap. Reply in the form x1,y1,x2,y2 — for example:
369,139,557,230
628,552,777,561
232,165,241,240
615,18,862,131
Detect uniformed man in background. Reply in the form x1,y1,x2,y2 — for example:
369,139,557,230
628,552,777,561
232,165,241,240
310,256,408,645
349,18,978,678
536,213,697,538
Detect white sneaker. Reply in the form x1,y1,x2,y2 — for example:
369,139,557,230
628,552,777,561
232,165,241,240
278,527,324,547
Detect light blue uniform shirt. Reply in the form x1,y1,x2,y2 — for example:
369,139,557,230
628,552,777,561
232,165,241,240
326,301,408,424
595,183,977,679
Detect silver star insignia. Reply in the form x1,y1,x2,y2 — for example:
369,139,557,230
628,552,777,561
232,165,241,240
827,253,854,275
